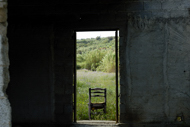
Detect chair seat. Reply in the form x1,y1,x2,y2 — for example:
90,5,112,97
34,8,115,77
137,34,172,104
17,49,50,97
91,102,105,105
91,103,106,108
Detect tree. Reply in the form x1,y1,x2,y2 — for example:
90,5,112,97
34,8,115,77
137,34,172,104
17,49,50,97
96,36,101,40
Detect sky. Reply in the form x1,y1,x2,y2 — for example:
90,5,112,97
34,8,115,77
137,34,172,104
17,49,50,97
77,31,116,39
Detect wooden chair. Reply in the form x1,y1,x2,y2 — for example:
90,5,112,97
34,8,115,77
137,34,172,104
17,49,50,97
88,88,106,120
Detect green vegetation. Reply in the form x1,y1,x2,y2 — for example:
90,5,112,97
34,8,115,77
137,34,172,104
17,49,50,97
77,36,116,73
77,69,116,120
76,36,119,120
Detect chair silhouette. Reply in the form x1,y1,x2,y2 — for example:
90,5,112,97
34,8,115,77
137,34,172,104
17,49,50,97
88,88,106,120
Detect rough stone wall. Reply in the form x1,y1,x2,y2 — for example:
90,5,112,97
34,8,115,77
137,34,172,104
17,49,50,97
0,0,11,127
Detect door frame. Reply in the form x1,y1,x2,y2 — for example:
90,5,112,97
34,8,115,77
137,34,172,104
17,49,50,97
73,29,119,123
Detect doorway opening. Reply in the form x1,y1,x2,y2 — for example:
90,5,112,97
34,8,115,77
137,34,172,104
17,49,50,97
73,30,119,123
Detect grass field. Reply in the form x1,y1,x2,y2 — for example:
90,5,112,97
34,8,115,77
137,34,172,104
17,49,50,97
77,69,118,120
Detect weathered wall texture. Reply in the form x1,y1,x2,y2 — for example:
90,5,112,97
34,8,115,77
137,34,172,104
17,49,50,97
0,0,11,127
119,0,190,125
120,18,190,124
166,20,190,122
4,0,190,126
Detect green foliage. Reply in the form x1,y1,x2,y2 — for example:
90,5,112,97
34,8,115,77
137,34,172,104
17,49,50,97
84,50,106,71
76,36,119,120
96,36,101,40
77,36,116,72
77,70,117,120
108,36,114,41
97,50,115,73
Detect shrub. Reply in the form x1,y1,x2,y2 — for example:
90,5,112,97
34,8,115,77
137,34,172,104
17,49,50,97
97,50,115,73
77,36,117,72
83,49,106,71
76,65,81,69
108,36,114,41
96,36,101,40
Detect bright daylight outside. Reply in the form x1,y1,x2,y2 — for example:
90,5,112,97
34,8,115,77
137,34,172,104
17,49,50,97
76,31,119,121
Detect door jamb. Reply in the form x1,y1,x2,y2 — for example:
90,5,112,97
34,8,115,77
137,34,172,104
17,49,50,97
73,29,119,123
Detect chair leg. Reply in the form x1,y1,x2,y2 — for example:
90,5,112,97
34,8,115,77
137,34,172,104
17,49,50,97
104,106,106,113
88,106,91,120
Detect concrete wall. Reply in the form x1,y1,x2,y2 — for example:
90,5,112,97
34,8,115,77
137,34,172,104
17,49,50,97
3,0,190,126
120,18,190,125
0,0,11,127
119,0,190,125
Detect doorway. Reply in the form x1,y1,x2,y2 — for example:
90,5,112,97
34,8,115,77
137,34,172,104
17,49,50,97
73,30,119,123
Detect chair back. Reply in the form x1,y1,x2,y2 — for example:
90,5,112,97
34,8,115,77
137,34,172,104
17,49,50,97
89,88,106,104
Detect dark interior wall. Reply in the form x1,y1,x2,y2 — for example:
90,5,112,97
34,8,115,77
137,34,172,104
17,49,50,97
53,24,74,124
7,0,126,125
6,21,75,125
7,23,54,123
7,0,190,126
